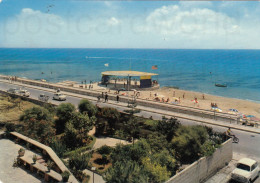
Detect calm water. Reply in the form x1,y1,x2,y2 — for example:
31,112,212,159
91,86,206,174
0,48,259,102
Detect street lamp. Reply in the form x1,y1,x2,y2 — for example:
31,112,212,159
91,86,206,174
91,167,96,183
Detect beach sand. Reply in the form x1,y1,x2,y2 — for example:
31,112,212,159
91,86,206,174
138,87,260,119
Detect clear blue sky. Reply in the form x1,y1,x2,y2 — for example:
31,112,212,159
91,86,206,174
0,0,260,49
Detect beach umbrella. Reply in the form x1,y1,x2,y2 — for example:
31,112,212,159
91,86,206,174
246,115,255,118
172,97,179,101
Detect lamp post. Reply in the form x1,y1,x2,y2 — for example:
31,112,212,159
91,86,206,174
91,167,96,183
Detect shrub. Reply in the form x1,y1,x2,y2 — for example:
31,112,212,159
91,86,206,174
78,99,97,117
97,145,113,155
61,170,70,182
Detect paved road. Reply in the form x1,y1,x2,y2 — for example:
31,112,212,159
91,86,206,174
0,81,259,159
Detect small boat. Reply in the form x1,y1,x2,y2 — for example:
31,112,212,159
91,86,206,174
215,83,227,87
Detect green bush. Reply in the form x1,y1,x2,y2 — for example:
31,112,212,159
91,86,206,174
61,170,70,182
78,99,97,117
97,145,113,155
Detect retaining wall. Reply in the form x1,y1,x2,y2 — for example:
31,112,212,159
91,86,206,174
166,139,233,183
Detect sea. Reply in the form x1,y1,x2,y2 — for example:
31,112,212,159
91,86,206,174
0,48,259,102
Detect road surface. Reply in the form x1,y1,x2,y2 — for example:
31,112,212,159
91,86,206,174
0,81,259,160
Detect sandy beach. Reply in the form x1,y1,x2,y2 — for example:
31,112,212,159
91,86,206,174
139,87,260,119
57,80,260,119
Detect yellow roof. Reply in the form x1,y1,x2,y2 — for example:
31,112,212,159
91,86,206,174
102,71,158,77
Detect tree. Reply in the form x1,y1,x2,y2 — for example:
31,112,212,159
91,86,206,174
69,112,95,132
104,160,148,183
146,132,170,153
98,107,120,130
141,157,171,183
111,140,150,164
55,103,76,133
78,99,97,117
124,116,140,145
21,119,56,144
20,106,52,122
150,149,177,175
171,125,208,163
63,121,78,149
156,117,180,142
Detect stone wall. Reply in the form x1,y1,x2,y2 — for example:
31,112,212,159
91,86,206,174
166,139,233,183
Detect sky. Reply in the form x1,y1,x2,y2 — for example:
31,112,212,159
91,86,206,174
0,0,260,49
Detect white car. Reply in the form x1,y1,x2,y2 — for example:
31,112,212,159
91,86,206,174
231,158,260,183
7,88,20,94
53,93,66,101
19,89,30,97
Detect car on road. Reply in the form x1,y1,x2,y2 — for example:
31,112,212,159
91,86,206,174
53,93,66,101
231,158,259,183
7,88,20,94
19,89,30,97
38,94,50,102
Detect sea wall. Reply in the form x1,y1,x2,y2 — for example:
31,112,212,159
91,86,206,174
0,75,237,123
165,139,233,183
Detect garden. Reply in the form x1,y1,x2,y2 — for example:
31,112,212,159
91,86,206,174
3,95,226,183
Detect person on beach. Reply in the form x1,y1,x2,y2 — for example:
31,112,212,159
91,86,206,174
105,93,108,102
179,97,181,103
166,98,170,102
173,91,175,97
116,95,119,103
97,96,101,102
202,94,205,100
183,93,185,99
101,92,104,98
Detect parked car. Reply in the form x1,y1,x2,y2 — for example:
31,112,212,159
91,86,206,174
7,88,20,94
231,158,260,183
53,93,66,101
38,94,49,102
19,89,30,97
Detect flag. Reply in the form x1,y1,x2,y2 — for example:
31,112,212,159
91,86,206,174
152,65,158,70
104,63,109,67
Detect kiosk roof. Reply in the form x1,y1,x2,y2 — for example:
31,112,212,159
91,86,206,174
102,71,158,77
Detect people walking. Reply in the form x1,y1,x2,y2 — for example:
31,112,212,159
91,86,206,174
105,93,108,102
116,95,119,103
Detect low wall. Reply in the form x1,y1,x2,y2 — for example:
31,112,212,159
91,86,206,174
0,75,237,123
166,139,233,183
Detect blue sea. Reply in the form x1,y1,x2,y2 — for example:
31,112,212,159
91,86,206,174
0,48,259,102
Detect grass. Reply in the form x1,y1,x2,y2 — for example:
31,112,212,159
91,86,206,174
0,94,36,123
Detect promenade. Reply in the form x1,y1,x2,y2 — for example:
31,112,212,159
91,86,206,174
0,75,259,134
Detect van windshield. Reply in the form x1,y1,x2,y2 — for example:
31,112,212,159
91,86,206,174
237,163,250,171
